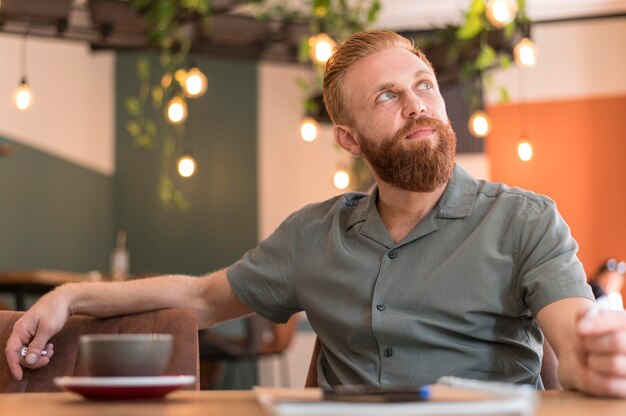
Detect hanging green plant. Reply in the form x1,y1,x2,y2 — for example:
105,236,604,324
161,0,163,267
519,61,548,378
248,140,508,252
449,0,530,110
123,0,212,209
121,0,532,204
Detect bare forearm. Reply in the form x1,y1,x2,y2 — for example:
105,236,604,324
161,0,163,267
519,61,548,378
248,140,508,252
62,275,204,318
537,297,593,391
58,268,252,329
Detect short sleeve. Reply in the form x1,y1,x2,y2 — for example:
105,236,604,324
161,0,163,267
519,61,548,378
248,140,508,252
227,211,302,323
516,197,593,314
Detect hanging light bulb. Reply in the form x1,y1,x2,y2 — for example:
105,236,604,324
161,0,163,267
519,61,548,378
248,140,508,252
485,0,518,28
12,78,35,111
165,96,188,125
177,153,197,178
174,68,188,85
308,33,337,64
184,67,208,98
333,170,350,190
161,72,173,88
13,36,35,111
299,117,319,142
517,140,533,161
514,38,539,67
468,110,491,138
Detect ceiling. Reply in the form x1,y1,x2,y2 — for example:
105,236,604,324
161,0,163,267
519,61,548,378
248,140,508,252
0,0,625,62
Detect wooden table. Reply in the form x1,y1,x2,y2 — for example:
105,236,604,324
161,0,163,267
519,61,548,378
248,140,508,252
0,270,92,310
1,390,626,416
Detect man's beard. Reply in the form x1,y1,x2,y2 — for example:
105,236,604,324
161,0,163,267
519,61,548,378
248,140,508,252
358,117,457,193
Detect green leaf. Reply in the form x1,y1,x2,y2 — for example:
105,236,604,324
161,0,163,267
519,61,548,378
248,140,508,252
468,0,485,16
197,0,209,14
298,37,310,63
518,0,527,18
135,134,155,149
367,1,381,24
137,58,150,81
498,54,512,69
474,45,496,70
181,0,209,14
295,77,311,93
145,119,157,136
159,176,174,206
130,0,148,10
314,71,324,89
163,136,176,156
499,86,510,103
483,73,494,88
140,84,150,102
151,86,164,107
161,35,174,50
460,62,475,82
313,0,330,15
126,120,141,137
172,190,190,210
456,15,483,40
125,97,140,116
503,21,516,39
156,0,177,20
305,97,319,115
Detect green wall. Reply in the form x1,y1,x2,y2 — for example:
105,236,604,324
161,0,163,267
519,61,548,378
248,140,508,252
115,53,258,275
0,138,114,272
0,53,258,278
0,52,257,312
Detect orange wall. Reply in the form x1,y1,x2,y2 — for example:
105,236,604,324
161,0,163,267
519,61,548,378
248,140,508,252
487,95,626,276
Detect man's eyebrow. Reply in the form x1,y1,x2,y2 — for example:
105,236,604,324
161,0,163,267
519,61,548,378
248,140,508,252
371,82,396,94
369,70,435,96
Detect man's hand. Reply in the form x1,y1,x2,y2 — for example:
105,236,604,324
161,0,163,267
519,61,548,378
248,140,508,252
577,306,626,397
4,270,253,381
5,289,70,380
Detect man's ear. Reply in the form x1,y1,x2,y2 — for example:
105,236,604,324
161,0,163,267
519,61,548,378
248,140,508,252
333,125,362,156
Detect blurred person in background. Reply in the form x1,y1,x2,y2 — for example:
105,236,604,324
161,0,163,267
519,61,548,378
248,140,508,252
589,258,625,310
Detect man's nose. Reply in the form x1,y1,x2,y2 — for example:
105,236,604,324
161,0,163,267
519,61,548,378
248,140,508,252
402,92,427,119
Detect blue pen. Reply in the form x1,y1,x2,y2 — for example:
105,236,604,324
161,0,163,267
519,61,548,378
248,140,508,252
323,385,431,402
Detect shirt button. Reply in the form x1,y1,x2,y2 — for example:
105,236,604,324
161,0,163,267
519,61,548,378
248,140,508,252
387,250,397,259
376,303,385,311
384,348,393,358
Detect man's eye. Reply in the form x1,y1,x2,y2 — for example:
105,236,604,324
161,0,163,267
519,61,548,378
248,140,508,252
417,81,433,90
377,91,395,102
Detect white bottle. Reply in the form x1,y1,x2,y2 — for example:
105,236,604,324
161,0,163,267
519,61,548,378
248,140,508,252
110,230,130,280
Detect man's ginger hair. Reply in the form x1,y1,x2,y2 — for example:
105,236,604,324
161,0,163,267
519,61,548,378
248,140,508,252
322,30,435,125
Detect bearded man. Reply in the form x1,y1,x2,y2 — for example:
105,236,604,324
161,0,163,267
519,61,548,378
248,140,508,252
7,30,626,398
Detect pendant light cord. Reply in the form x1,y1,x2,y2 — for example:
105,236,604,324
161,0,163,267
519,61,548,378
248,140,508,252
20,33,29,84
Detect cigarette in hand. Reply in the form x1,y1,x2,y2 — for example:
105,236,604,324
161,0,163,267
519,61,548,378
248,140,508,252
19,346,49,358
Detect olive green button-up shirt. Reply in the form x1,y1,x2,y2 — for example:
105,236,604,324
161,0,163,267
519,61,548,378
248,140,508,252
227,165,593,388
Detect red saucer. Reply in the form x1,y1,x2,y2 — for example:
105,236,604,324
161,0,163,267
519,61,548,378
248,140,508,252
54,375,196,400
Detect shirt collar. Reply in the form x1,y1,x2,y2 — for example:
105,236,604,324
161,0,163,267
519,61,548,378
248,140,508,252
344,189,377,231
345,163,478,230
436,164,478,219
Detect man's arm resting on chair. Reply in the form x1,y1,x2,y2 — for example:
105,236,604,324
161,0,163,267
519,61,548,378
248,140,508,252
5,269,252,380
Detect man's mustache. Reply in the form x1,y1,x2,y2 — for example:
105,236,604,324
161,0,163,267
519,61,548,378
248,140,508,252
396,116,447,139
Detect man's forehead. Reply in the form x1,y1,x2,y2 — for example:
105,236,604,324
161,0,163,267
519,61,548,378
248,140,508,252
347,48,432,80
342,48,435,99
